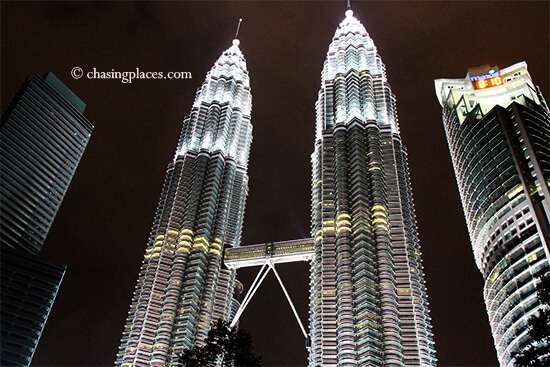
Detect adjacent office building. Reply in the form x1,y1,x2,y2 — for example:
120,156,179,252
1,72,93,365
116,38,252,365
308,10,436,365
0,247,67,366
435,62,550,366
1,72,92,254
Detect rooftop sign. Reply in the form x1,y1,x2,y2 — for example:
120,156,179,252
469,66,503,90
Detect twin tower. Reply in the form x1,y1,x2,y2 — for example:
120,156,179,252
116,10,437,366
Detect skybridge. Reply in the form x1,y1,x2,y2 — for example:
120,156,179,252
224,238,314,269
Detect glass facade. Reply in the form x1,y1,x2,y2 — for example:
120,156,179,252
308,10,436,366
1,73,92,255
0,247,66,366
0,72,93,366
435,62,550,366
116,39,252,365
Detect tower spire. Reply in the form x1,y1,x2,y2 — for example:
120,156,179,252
345,0,353,18
234,18,242,40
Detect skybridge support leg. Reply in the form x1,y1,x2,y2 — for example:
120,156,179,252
267,260,308,339
230,258,309,341
230,262,270,328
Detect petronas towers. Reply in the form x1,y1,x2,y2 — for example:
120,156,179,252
116,9,436,366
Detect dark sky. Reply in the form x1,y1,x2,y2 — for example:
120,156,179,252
2,1,548,366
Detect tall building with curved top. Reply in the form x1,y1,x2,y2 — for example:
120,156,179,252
308,9,436,366
435,62,550,366
116,38,252,366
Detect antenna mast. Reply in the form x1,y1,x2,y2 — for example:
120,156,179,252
235,18,243,39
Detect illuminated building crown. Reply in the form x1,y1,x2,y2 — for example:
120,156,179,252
317,9,398,139
324,10,381,79
176,38,252,166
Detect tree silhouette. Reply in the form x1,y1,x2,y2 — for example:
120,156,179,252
179,319,261,367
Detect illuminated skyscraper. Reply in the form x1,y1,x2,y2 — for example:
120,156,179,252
1,72,93,366
435,62,550,366
308,9,436,365
118,9,437,366
116,38,252,365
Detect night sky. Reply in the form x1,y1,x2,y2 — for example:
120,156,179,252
2,1,548,366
